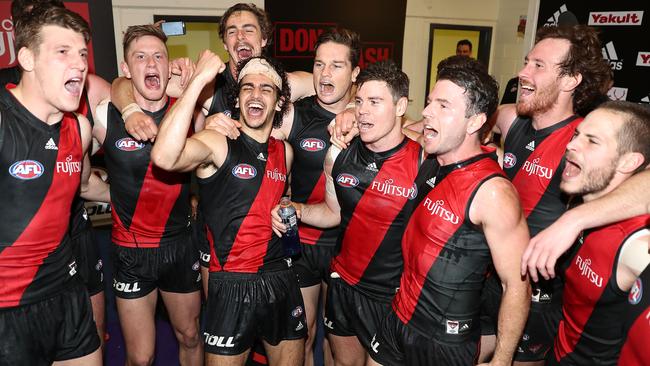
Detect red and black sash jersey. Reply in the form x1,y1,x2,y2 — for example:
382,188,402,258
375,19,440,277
554,216,650,365
330,137,422,300
103,99,191,247
619,264,650,365
393,149,504,341
199,133,288,273
503,115,582,236
206,66,239,120
287,96,338,247
0,85,83,308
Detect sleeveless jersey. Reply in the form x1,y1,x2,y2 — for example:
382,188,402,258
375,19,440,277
103,99,191,247
619,264,650,365
287,96,338,247
554,216,650,364
0,86,83,308
330,137,422,300
393,149,504,341
206,66,239,119
199,133,288,273
503,115,582,236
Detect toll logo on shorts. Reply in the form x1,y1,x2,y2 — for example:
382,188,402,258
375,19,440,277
629,278,643,305
231,164,257,180
503,153,517,169
300,138,326,152
9,160,44,180
291,306,304,318
68,260,77,276
204,332,235,348
115,137,145,152
370,334,380,353
199,250,211,263
113,279,141,293
336,173,359,188
323,316,334,330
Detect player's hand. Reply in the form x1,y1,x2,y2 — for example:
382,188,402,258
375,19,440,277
521,212,582,281
192,50,226,86
169,57,196,89
204,112,241,139
126,111,158,142
329,107,358,149
271,204,287,237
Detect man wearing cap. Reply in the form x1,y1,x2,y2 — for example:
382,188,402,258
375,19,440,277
152,51,305,366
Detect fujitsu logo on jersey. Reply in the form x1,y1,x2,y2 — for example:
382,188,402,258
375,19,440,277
56,154,81,176
9,160,44,180
231,164,257,179
115,137,145,151
522,158,553,179
371,179,417,200
336,173,359,188
300,138,325,152
423,198,459,225
575,255,603,288
503,153,517,169
266,168,287,182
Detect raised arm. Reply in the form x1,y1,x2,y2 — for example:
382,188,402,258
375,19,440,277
78,114,109,202
472,177,531,366
287,70,314,102
151,50,227,172
523,169,650,281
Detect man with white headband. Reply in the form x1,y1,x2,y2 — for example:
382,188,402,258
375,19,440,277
152,52,306,366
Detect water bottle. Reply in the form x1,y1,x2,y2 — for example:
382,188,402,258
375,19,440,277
278,196,301,257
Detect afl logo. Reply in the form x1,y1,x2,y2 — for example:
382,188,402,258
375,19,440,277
9,160,44,180
300,138,325,152
336,173,359,188
116,137,145,151
503,152,517,169
232,164,257,179
629,278,643,305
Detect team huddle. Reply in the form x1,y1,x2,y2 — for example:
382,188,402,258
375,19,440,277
0,1,649,366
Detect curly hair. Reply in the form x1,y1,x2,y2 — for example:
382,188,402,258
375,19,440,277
228,56,291,129
218,3,273,48
355,60,409,102
535,25,612,115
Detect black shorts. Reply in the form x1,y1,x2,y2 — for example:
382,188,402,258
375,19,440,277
203,267,307,355
481,277,562,361
71,227,104,296
0,282,100,366
192,211,211,268
294,244,336,288
369,311,480,366
324,275,392,352
112,234,201,299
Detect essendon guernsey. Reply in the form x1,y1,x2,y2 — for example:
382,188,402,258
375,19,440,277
553,216,650,365
619,264,650,365
393,149,503,341
103,99,191,247
0,86,83,308
330,137,421,299
199,133,288,273
287,96,338,247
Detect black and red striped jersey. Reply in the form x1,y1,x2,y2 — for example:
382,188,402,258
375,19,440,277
503,115,582,236
553,216,650,365
330,137,422,300
0,86,83,308
287,96,338,247
199,133,288,273
206,66,239,120
103,99,191,247
393,149,504,341
619,264,650,365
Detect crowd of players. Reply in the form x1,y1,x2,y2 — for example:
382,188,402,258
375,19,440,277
0,1,649,366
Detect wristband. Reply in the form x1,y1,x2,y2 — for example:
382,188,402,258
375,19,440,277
121,103,143,121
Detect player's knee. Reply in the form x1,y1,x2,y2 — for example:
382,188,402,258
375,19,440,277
174,324,201,349
127,352,155,366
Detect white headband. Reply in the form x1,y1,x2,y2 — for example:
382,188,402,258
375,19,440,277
237,58,282,89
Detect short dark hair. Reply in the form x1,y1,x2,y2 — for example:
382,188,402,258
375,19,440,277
230,56,291,129
14,6,90,53
314,27,362,67
456,39,472,51
218,3,273,48
123,24,168,57
535,25,612,116
436,55,499,140
11,0,64,21
598,101,650,173
355,60,409,103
